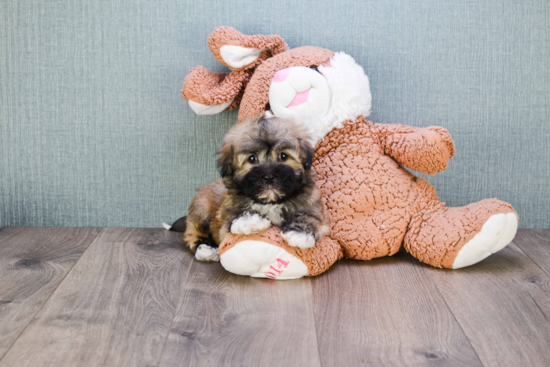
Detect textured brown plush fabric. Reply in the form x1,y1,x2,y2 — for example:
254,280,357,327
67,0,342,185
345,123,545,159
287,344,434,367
313,118,517,267
405,198,516,268
207,26,289,71
218,227,343,276
181,67,253,110
185,27,518,276
181,27,290,111
219,118,517,274
370,124,456,174
237,47,334,120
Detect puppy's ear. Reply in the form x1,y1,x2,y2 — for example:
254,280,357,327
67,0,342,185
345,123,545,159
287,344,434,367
298,138,314,170
217,144,234,177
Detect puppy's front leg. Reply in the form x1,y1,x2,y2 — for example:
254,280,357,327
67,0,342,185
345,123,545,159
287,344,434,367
230,212,271,235
281,212,330,250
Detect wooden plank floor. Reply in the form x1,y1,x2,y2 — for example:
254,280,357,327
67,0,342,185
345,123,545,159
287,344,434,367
0,227,549,367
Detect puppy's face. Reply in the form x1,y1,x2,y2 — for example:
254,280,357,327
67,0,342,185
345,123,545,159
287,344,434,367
218,116,314,204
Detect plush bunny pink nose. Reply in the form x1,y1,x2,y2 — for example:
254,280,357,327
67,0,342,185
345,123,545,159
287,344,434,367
273,69,290,82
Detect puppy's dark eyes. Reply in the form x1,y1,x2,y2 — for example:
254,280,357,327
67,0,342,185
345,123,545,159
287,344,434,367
248,155,258,164
279,152,288,161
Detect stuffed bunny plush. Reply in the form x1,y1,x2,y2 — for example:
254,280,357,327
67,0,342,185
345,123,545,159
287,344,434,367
181,27,518,279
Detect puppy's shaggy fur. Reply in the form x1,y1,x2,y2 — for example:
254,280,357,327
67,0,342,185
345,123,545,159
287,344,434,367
175,115,330,261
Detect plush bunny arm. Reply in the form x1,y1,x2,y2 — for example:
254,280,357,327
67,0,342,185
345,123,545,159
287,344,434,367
182,67,253,111
370,123,455,174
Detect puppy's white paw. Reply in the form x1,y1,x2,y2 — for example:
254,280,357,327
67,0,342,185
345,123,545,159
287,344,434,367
195,244,220,262
230,213,271,235
282,231,316,249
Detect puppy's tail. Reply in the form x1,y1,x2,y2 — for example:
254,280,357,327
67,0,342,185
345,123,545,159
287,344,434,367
162,216,187,232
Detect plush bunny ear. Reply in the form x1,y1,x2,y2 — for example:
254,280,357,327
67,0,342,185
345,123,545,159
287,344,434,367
207,26,289,71
181,67,253,115
182,27,289,115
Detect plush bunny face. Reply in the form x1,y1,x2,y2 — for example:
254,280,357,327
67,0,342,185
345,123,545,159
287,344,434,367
181,27,372,145
268,66,331,127
263,53,373,145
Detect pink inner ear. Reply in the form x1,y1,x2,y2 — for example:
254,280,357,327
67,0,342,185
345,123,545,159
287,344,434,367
288,88,310,107
273,69,290,82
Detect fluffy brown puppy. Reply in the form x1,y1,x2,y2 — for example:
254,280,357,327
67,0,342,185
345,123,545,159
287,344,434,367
172,115,330,261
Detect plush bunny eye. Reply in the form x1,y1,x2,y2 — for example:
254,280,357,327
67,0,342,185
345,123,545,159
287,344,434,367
248,155,258,164
279,152,288,161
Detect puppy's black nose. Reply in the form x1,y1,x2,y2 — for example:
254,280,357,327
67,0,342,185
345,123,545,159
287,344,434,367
264,173,274,181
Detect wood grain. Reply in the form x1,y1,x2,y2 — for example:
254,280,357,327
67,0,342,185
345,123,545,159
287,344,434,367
513,229,550,276
1,228,550,367
0,227,100,359
0,228,192,367
158,262,321,367
311,253,482,367
423,243,550,367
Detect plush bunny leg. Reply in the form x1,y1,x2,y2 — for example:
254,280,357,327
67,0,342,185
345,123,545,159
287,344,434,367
404,199,518,269
218,227,342,279
451,212,518,268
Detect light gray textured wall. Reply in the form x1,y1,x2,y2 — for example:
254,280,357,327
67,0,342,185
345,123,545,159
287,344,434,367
1,0,549,228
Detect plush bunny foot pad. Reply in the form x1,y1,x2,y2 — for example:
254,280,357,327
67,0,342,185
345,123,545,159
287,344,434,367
452,213,518,269
220,240,308,279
